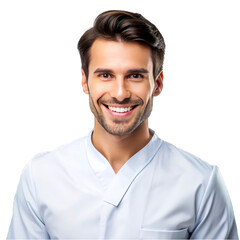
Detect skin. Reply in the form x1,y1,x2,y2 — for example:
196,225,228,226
82,38,163,173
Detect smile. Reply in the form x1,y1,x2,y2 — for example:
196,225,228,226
103,104,137,114
109,106,132,113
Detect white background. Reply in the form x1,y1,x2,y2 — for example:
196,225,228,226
0,0,239,237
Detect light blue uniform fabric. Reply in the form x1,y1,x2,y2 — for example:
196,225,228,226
7,131,238,239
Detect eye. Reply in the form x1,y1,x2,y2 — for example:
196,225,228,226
128,74,144,79
100,73,112,79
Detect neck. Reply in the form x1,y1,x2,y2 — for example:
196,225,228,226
91,120,152,174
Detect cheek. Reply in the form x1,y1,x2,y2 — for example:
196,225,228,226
88,81,105,100
132,84,153,102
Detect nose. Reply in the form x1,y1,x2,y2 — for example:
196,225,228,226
110,76,131,102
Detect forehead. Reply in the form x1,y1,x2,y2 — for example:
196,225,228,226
88,38,153,73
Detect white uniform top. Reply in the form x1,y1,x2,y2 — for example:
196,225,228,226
7,130,238,239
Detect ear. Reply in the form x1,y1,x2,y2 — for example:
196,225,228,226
153,71,163,96
81,68,89,94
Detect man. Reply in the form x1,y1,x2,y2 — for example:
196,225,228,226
7,10,238,239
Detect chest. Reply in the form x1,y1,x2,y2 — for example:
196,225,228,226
38,165,194,239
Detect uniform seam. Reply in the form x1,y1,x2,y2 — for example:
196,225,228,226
194,165,216,229
28,158,46,225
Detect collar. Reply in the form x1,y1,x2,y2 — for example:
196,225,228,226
86,129,163,207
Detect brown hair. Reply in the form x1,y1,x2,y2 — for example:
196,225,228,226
77,10,165,80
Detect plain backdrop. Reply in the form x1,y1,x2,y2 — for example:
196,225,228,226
0,0,239,237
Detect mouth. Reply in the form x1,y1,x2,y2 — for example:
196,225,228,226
103,104,138,113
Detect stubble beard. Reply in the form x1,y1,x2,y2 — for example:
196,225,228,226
88,94,153,137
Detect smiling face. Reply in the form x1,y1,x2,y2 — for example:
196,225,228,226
82,38,163,137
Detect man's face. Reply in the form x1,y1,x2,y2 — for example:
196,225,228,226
82,38,162,136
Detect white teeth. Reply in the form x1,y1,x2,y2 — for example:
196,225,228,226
108,106,133,113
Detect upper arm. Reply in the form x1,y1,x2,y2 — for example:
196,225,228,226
190,166,238,239
7,162,50,239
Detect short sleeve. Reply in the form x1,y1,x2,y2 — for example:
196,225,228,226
190,166,238,239
7,161,50,239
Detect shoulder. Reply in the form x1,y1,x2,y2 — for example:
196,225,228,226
158,139,214,180
153,139,230,221
152,138,237,237
152,138,217,206
24,135,89,181
33,135,86,162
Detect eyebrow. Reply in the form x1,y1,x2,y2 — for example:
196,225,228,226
94,68,113,74
93,68,149,74
127,68,149,74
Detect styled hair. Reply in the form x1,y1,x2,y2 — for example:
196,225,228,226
77,10,165,80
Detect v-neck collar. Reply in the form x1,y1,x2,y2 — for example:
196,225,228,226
86,129,163,207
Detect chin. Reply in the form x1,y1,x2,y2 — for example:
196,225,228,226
100,121,142,137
